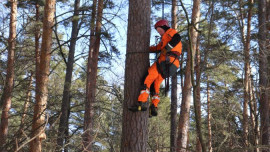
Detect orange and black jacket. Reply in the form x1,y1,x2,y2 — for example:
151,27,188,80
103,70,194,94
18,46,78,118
150,28,182,68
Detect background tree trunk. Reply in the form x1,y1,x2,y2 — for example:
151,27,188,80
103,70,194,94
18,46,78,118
171,0,178,151
0,0,17,149
195,35,202,152
177,44,191,152
242,0,254,150
57,0,80,151
120,0,151,151
258,0,270,151
83,0,103,151
30,0,56,151
206,72,212,152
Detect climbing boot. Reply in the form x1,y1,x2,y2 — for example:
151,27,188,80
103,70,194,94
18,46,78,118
128,101,148,112
149,104,158,117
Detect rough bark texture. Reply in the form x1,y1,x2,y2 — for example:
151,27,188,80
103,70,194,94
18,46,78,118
0,0,17,149
30,0,56,151
83,0,103,151
171,0,178,151
57,0,80,151
120,0,151,151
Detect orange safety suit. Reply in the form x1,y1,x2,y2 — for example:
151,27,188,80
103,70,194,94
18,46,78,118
138,28,182,107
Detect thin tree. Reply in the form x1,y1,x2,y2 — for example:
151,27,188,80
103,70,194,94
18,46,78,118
29,0,56,151
83,0,103,151
35,1,41,81
120,0,151,151
171,0,178,151
57,0,80,151
0,0,17,149
238,0,254,150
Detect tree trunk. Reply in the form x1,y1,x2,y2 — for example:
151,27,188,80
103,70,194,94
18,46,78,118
206,72,212,152
195,35,202,152
35,2,41,78
242,0,254,150
29,0,56,151
258,0,270,151
0,0,17,149
83,0,103,151
82,0,97,148
171,0,178,152
189,0,205,151
57,0,80,151
120,0,151,151
177,44,191,152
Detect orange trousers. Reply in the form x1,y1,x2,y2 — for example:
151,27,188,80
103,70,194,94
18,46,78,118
138,62,163,107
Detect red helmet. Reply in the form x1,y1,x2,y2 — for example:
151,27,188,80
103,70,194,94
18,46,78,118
154,19,169,29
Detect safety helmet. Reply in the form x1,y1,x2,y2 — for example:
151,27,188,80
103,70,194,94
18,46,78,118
154,19,169,29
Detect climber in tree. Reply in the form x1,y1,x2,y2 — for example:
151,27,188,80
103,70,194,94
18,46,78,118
129,19,182,116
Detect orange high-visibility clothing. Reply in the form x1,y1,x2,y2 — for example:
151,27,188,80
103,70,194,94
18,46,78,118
138,28,182,106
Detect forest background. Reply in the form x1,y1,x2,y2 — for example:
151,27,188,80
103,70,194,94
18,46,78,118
0,0,270,152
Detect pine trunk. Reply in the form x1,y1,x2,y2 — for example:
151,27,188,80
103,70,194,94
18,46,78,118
29,0,56,151
177,45,191,152
242,0,254,150
195,35,202,152
171,0,178,151
206,73,212,152
0,0,17,149
35,3,41,77
120,0,151,151
258,0,270,151
189,0,205,151
57,0,80,151
83,0,103,151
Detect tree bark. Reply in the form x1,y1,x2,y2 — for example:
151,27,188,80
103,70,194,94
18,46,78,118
0,0,17,149
83,0,103,151
35,2,41,78
206,72,212,152
189,0,205,151
29,0,56,151
171,0,178,151
57,0,80,151
258,0,270,151
120,0,151,151
242,0,254,150
177,44,191,152
195,35,202,152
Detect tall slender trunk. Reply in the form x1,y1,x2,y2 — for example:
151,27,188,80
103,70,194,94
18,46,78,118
177,44,191,152
206,72,212,152
35,3,41,77
57,0,80,151
83,0,103,151
189,0,205,151
0,0,17,149
258,0,270,151
195,35,202,152
171,0,178,151
120,0,151,151
29,0,56,151
82,0,96,149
